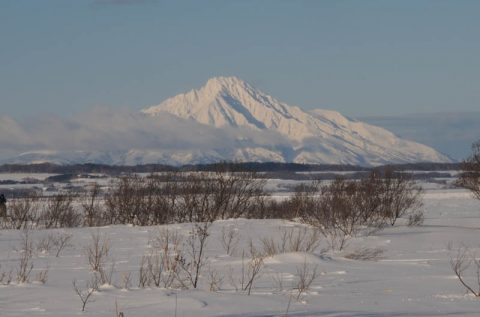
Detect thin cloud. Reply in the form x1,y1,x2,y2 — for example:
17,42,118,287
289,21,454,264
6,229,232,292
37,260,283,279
0,107,292,164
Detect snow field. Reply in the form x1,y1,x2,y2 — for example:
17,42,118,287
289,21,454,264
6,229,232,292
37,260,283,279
0,188,480,316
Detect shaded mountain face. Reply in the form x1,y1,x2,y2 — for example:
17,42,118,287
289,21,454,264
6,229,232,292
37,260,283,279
1,77,450,166
142,76,450,165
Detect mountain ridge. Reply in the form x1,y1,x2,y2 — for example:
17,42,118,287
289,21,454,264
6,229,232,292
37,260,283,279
142,76,450,165
1,76,451,166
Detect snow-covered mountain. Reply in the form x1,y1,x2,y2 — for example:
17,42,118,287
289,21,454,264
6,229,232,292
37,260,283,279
1,76,451,166
142,76,450,165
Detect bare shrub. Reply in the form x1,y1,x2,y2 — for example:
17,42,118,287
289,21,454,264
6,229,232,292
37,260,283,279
138,251,163,288
261,227,321,257
0,265,13,285
99,261,116,286
207,266,223,292
300,178,363,251
344,247,385,261
81,183,104,227
16,230,34,283
37,235,54,254
450,246,480,297
104,175,145,225
72,278,96,312
458,140,480,201
378,168,423,226
294,256,318,300
120,272,132,290
37,232,73,257
178,223,210,289
209,171,266,220
243,251,264,295
104,171,267,226
271,272,286,292
407,210,425,226
105,174,181,226
52,232,73,257
41,193,80,228
221,226,240,256
149,229,183,288
86,232,110,272
138,255,153,288
8,195,40,230
260,237,278,257
139,229,184,289
35,266,49,284
234,244,265,295
300,170,423,250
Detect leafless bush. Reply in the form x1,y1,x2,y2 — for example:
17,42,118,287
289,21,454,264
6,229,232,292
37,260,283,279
105,174,181,226
138,255,153,288
37,235,54,254
37,232,73,257
104,171,267,226
16,230,34,283
35,266,49,284
344,247,385,261
0,265,13,285
294,256,318,300
72,278,96,312
138,251,163,288
458,140,480,201
52,232,73,257
233,244,265,295
271,272,286,292
407,210,425,226
300,170,423,250
221,226,240,256
99,261,116,286
149,228,183,288
450,246,480,297
86,232,110,272
378,168,423,226
138,229,184,289
177,223,210,289
82,183,104,227
243,252,264,295
207,266,223,292
120,272,132,290
300,178,363,251
41,193,80,228
8,195,40,230
260,237,278,257
261,227,321,257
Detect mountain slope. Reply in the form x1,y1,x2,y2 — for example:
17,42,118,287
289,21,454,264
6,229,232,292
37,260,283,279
1,77,451,166
143,76,450,165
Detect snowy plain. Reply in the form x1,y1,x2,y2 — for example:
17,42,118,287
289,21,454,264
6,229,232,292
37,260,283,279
1,181,480,316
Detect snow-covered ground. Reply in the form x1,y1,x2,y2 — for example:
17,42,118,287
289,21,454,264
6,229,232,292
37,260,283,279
1,186,480,316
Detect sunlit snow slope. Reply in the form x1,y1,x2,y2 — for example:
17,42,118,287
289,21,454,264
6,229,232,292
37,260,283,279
143,76,450,165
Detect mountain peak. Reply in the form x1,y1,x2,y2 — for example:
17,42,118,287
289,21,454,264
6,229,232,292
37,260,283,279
205,76,247,88
141,78,451,165
202,76,251,96
142,76,285,130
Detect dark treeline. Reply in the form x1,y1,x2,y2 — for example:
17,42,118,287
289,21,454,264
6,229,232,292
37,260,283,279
1,169,423,239
0,161,462,174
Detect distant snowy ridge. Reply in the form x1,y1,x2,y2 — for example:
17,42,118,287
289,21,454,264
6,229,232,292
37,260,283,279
142,76,450,165
1,76,450,166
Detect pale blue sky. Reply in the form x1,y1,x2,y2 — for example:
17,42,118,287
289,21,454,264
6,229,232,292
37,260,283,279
1,0,479,119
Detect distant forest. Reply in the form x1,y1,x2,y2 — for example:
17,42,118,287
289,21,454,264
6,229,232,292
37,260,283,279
0,162,462,175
